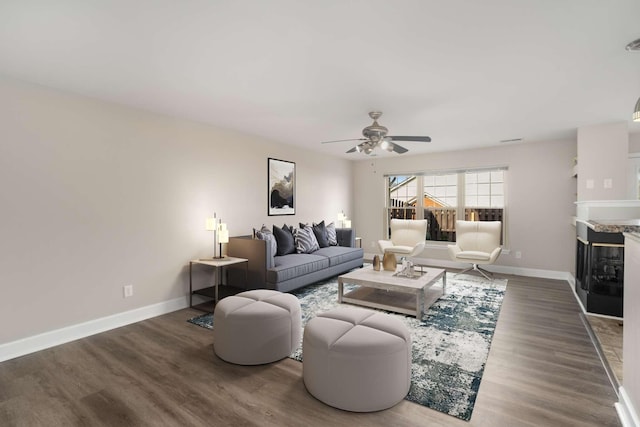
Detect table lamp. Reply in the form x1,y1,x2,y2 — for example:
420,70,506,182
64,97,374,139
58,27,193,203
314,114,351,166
338,210,352,229
217,222,229,258
337,211,346,228
205,213,219,258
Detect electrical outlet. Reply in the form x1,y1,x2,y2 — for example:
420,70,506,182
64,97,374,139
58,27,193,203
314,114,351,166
123,285,133,298
515,251,522,259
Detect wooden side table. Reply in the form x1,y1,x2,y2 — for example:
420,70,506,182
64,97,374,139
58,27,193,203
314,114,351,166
189,257,248,311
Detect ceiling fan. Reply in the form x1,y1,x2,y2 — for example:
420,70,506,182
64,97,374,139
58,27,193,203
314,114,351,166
321,111,431,155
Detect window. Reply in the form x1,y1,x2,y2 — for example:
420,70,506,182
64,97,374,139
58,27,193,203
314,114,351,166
386,168,506,243
423,173,457,241
465,170,504,209
388,176,417,220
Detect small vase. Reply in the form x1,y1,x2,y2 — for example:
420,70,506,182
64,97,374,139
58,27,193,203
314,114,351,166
373,255,380,271
382,252,397,271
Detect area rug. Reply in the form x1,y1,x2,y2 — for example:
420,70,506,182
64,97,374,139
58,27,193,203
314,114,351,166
188,273,506,421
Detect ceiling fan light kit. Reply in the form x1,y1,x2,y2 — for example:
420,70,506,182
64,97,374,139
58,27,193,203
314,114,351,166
626,38,640,51
321,111,431,155
380,139,393,152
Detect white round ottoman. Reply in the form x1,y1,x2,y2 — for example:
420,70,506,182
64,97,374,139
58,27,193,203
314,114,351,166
303,307,411,412
213,289,301,365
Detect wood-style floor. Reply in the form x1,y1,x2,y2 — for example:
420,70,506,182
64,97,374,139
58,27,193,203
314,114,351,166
586,315,624,384
0,274,620,426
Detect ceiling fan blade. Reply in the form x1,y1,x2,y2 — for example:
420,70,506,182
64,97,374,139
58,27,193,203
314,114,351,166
346,146,358,153
388,135,432,142
391,143,408,154
321,138,367,144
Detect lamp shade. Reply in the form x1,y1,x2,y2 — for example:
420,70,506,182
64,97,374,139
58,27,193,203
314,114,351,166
634,97,640,122
218,223,229,244
205,217,217,231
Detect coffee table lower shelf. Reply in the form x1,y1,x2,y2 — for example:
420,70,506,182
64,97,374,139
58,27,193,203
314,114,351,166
341,285,444,318
337,266,446,319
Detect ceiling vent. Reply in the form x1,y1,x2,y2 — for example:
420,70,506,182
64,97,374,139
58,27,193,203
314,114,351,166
499,138,523,144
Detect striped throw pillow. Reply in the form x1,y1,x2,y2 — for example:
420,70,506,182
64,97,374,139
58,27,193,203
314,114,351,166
325,221,338,246
295,225,319,253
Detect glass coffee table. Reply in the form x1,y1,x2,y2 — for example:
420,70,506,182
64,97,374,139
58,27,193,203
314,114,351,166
337,265,446,319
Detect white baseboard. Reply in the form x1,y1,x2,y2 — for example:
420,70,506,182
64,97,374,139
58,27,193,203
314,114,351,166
617,387,640,427
0,296,189,363
363,252,573,282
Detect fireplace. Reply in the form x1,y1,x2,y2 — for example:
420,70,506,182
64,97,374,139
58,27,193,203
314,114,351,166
575,222,624,318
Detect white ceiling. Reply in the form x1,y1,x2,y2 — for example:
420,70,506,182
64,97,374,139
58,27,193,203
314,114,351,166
1,0,639,159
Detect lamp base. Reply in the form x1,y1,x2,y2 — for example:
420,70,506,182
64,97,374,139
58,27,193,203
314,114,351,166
217,243,228,259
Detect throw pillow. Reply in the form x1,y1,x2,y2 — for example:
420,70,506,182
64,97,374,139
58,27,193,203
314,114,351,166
273,224,296,255
284,224,298,252
283,223,297,237
325,221,338,246
255,225,277,255
312,220,329,248
295,224,320,253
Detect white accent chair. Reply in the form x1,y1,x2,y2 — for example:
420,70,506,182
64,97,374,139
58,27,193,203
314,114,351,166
377,219,428,259
447,220,502,280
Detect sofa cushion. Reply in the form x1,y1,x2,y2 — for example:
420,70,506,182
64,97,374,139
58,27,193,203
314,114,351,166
267,254,330,284
381,245,415,255
273,224,296,256
312,220,329,248
295,225,320,253
313,246,364,267
456,250,491,261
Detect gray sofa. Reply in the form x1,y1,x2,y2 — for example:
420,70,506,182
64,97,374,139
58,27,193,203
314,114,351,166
227,228,363,293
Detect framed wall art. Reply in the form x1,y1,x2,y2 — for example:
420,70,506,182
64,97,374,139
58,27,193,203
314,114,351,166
268,158,295,216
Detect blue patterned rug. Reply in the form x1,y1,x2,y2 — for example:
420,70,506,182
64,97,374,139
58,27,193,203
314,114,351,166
188,272,506,421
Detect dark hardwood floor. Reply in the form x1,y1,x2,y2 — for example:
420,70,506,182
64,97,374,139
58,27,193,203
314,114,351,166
0,274,620,426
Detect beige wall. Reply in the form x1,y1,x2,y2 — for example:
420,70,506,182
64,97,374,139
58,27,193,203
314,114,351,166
577,122,628,201
352,139,577,273
0,76,353,344
630,132,640,153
